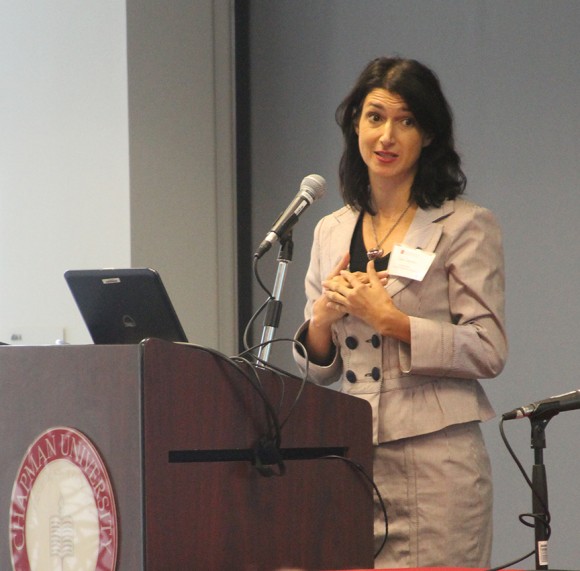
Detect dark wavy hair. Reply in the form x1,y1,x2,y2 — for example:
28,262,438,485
336,57,466,212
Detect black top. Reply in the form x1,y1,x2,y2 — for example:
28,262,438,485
349,211,391,273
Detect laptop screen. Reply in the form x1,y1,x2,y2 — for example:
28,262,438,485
64,268,188,344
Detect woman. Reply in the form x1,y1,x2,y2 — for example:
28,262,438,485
293,57,507,568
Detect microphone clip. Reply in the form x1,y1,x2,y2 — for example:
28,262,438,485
253,435,286,477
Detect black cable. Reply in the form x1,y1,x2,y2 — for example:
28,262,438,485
253,254,274,297
238,337,310,430
322,455,388,560
187,343,275,424
243,253,284,352
185,343,285,475
242,296,270,352
485,548,535,571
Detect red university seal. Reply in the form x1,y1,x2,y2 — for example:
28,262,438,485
9,427,118,570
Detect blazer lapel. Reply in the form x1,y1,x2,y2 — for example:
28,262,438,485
325,207,359,271
387,201,454,297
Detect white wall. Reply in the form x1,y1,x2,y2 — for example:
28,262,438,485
248,1,580,568
0,1,131,344
0,0,237,353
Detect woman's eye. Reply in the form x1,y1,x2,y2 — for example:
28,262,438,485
367,112,381,123
401,117,416,127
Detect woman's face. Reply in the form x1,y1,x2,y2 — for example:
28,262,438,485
356,88,431,189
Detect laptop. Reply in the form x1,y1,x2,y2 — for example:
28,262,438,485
64,268,188,344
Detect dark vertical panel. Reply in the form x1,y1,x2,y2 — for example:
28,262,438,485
235,0,254,350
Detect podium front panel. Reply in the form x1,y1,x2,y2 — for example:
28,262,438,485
0,344,144,570
141,339,374,571
1,340,373,571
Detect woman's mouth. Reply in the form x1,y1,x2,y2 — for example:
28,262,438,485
375,150,398,163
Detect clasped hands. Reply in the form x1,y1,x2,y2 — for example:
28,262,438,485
311,252,392,331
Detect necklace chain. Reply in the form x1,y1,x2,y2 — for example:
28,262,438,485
367,203,412,261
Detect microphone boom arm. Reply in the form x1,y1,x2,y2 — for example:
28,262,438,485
257,234,294,364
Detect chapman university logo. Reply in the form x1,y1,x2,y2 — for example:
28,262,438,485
9,427,118,571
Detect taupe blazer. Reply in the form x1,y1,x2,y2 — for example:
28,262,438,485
294,198,507,444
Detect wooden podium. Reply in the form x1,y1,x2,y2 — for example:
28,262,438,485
1,339,374,570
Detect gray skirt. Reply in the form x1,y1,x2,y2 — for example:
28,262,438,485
373,421,493,568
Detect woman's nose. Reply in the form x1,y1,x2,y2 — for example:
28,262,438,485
379,122,394,145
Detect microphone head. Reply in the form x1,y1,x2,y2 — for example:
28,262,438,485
300,174,326,202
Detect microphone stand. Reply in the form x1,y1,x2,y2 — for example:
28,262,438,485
257,232,294,364
529,412,556,570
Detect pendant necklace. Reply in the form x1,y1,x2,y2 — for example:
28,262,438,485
367,202,412,261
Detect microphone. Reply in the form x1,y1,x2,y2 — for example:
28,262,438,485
502,389,580,420
254,174,326,259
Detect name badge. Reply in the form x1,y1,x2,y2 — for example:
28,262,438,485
388,244,435,281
